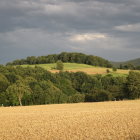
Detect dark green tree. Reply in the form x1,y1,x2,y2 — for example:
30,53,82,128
68,94,85,103
6,80,32,106
106,69,110,73
112,67,117,72
56,60,64,70
0,73,9,92
94,90,112,102
126,71,140,99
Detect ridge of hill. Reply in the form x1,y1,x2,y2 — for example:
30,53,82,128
7,52,112,68
111,58,140,67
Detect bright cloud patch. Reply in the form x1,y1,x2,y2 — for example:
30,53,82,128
115,23,140,32
70,33,107,42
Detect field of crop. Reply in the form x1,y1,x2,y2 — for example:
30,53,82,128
20,63,130,76
0,100,140,140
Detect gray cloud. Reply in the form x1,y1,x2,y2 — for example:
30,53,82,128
0,0,140,64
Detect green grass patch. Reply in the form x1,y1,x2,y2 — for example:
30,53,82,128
20,63,95,70
19,63,130,77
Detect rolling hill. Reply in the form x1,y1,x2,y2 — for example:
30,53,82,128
111,58,140,67
19,63,130,76
7,52,112,68
6,52,140,74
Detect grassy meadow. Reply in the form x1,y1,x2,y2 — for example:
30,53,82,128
20,63,95,70
0,100,140,140
20,63,130,76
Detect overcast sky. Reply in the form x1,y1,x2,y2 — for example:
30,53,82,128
0,0,140,64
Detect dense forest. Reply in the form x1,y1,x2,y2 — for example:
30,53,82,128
0,65,140,106
7,52,112,68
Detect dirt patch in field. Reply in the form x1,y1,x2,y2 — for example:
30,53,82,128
50,68,107,74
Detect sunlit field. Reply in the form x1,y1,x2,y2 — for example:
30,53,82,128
0,100,140,140
20,63,130,76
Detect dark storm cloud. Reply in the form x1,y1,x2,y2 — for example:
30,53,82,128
1,0,139,33
0,0,140,64
0,0,139,32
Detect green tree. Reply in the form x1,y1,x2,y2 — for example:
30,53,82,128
38,80,67,104
56,78,76,96
106,69,110,73
6,80,32,106
56,60,64,70
112,67,117,72
126,71,140,99
68,94,85,103
93,90,111,102
0,73,9,92
31,84,44,105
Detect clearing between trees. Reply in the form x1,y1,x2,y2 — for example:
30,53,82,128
20,63,130,76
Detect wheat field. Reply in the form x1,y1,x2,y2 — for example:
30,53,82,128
0,100,140,140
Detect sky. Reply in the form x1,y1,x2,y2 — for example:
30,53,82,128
0,0,140,64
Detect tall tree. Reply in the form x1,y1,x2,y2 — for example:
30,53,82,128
126,71,140,99
6,80,32,106
0,73,9,92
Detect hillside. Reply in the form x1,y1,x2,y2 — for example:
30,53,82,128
111,58,140,67
20,63,129,76
0,63,140,106
7,52,112,68
21,63,94,70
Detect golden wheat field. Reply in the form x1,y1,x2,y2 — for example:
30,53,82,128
0,100,140,140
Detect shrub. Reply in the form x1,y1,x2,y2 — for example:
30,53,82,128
56,61,64,70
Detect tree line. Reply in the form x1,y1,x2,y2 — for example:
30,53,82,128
0,65,140,106
7,52,112,68
119,64,140,70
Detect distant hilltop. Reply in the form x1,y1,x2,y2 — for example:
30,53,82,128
6,52,112,68
6,52,140,70
111,58,140,70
